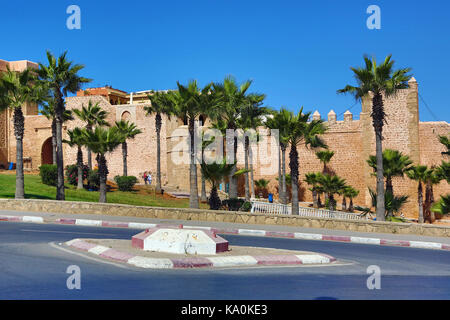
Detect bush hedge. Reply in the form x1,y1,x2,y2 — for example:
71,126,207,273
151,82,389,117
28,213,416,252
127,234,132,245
222,198,245,211
87,169,100,191
39,164,57,186
65,164,89,186
114,175,138,192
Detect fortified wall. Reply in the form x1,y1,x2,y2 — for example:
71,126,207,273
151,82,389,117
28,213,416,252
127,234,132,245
0,66,449,218
248,78,449,218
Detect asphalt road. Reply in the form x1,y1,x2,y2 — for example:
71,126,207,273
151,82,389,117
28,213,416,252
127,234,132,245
1,221,450,300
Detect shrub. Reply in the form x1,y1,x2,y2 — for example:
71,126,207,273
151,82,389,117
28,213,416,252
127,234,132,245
65,164,89,186
239,201,252,212
39,164,57,186
87,169,100,191
222,198,245,211
114,175,138,192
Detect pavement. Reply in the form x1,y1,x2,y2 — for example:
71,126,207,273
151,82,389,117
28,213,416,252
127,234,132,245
2,209,450,248
1,220,450,299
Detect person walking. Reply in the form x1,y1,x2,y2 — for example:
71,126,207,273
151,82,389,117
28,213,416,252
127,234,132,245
147,172,152,186
143,171,148,185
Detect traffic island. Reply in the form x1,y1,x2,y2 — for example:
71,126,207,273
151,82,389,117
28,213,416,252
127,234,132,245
64,226,337,269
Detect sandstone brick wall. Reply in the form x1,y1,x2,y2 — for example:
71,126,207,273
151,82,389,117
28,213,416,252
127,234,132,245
419,121,450,205
2,77,449,221
64,96,169,185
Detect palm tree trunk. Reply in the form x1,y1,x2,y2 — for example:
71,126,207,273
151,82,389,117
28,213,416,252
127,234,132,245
87,124,93,170
155,114,162,193
209,185,221,210
249,146,255,199
290,144,299,215
429,184,436,223
228,136,238,198
77,146,83,190
55,95,65,201
278,145,282,201
244,136,250,201
386,177,394,218
373,92,385,221
424,182,435,223
418,182,424,223
201,173,207,202
201,147,207,202
312,189,318,208
342,196,347,211
281,146,287,205
51,119,57,165
189,118,199,208
13,108,25,199
329,194,335,211
122,142,127,176
349,198,354,212
98,154,108,203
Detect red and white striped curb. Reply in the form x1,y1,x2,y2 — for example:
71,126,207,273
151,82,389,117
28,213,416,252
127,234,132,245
65,238,336,269
55,218,450,251
0,215,44,223
2,214,450,252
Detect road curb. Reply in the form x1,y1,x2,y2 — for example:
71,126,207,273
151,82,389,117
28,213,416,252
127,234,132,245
64,239,336,269
2,214,450,252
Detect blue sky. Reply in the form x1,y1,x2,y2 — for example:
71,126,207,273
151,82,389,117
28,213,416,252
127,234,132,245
1,0,449,121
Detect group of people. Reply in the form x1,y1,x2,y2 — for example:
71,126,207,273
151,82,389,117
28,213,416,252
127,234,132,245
142,171,152,185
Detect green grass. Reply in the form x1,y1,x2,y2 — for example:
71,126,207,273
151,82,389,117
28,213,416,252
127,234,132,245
0,173,206,209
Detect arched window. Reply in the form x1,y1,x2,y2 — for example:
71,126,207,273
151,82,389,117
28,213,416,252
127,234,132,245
121,111,131,121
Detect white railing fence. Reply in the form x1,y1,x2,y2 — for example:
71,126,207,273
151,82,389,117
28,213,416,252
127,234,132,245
250,200,368,220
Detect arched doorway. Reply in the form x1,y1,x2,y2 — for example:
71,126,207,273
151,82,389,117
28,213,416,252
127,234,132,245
41,137,53,165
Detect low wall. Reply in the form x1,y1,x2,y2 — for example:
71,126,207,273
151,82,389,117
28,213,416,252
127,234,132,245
1,199,450,238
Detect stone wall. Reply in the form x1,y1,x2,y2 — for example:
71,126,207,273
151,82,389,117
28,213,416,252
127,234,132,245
64,96,170,185
2,198,450,238
1,77,449,220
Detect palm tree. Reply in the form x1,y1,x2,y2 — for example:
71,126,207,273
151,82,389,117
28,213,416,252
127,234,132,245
40,98,74,164
439,135,450,156
254,178,270,199
72,100,109,170
82,126,123,203
0,67,42,199
144,90,176,192
316,174,347,211
338,54,412,221
341,185,360,212
406,165,429,223
358,188,409,219
437,161,450,183
114,120,142,177
200,161,235,210
304,172,321,208
199,131,215,202
288,108,327,215
63,128,85,189
266,108,292,204
346,187,360,212
211,76,253,199
237,95,268,201
367,149,413,217
432,195,450,216
423,168,441,223
316,150,334,175
172,80,212,209
37,51,91,200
